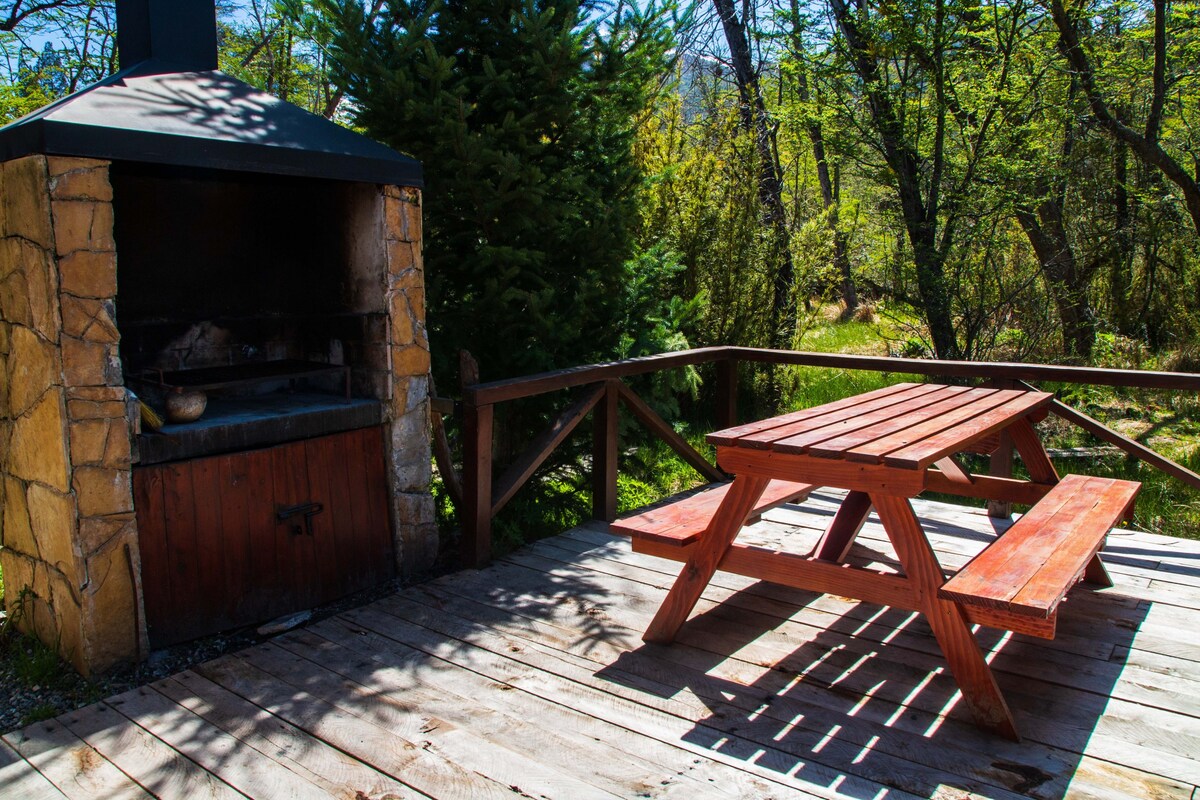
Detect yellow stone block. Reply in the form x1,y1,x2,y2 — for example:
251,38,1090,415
61,335,110,387
47,157,108,177
0,550,35,610
52,200,115,256
78,513,134,555
384,196,417,242
403,200,422,243
63,299,113,343
387,239,416,275
49,164,113,202
392,343,431,377
0,265,32,330
70,418,109,464
0,238,60,338
9,392,70,492
67,398,127,420
58,250,117,299
0,156,54,249
66,385,124,402
1,475,36,555
103,419,131,468
81,537,140,672
48,571,86,673
389,292,415,346
72,465,133,517
407,286,426,324
27,482,80,576
7,325,61,418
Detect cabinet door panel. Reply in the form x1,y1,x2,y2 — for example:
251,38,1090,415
134,427,394,649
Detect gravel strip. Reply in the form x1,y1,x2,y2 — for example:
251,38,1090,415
0,571,427,735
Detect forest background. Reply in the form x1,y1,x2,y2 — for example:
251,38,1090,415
3,0,1200,554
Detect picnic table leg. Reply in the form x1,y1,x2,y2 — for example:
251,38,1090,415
813,490,872,563
872,493,1020,741
643,474,771,644
1007,417,1060,485
1084,554,1114,587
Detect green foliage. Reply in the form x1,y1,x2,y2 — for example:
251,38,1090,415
634,77,780,348
319,0,677,385
218,0,347,119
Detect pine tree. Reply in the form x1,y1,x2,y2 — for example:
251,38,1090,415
319,0,675,382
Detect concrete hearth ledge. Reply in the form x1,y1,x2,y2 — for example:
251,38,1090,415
136,392,384,465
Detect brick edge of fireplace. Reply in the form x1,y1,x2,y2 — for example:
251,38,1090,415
0,154,435,675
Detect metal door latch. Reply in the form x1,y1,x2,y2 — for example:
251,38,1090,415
277,502,324,536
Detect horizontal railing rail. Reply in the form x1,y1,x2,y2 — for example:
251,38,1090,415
449,346,1200,566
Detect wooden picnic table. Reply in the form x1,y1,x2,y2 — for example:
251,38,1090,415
614,382,1140,741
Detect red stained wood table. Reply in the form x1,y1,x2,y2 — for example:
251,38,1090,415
640,382,1085,741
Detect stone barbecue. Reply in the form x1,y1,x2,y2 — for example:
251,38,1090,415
0,0,435,674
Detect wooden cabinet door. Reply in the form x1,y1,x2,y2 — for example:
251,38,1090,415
134,427,394,648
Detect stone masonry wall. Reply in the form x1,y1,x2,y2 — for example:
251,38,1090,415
383,185,437,574
0,155,144,675
0,158,433,671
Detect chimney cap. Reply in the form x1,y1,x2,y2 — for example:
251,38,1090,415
116,0,218,72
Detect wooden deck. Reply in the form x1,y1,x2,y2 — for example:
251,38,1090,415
3,490,1200,799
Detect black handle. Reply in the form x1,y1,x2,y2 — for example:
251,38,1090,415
277,502,324,536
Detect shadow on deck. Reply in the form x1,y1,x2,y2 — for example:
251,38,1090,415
2,491,1199,799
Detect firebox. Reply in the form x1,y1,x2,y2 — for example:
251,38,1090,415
0,0,436,673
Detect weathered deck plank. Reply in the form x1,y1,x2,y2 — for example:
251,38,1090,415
2,491,1200,799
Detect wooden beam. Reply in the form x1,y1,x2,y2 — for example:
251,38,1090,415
633,539,1054,638
924,470,1052,505
491,384,605,517
715,357,738,430
717,446,927,496
812,490,872,563
461,402,493,568
467,347,731,405
615,382,724,483
987,430,1014,518
593,381,620,522
1048,398,1200,491
431,404,462,509
632,538,918,612
728,346,1200,392
429,395,455,417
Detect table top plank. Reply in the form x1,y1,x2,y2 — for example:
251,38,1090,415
877,390,1053,469
728,383,946,450
830,388,1041,465
707,382,929,447
790,385,999,457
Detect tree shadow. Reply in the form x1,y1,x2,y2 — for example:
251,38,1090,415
591,492,1154,800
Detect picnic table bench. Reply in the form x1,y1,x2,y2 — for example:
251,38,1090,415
611,382,1141,740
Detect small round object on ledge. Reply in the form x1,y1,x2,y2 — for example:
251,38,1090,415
164,388,207,423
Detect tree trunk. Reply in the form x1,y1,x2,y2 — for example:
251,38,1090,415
829,0,959,359
712,0,796,349
1015,203,1095,360
1049,0,1200,235
796,63,857,313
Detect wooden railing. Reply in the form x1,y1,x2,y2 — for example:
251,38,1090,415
450,346,1200,567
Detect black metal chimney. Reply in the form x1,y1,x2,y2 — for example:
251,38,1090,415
116,0,218,71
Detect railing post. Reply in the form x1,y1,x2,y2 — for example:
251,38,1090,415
462,400,494,567
593,380,619,522
716,356,738,430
